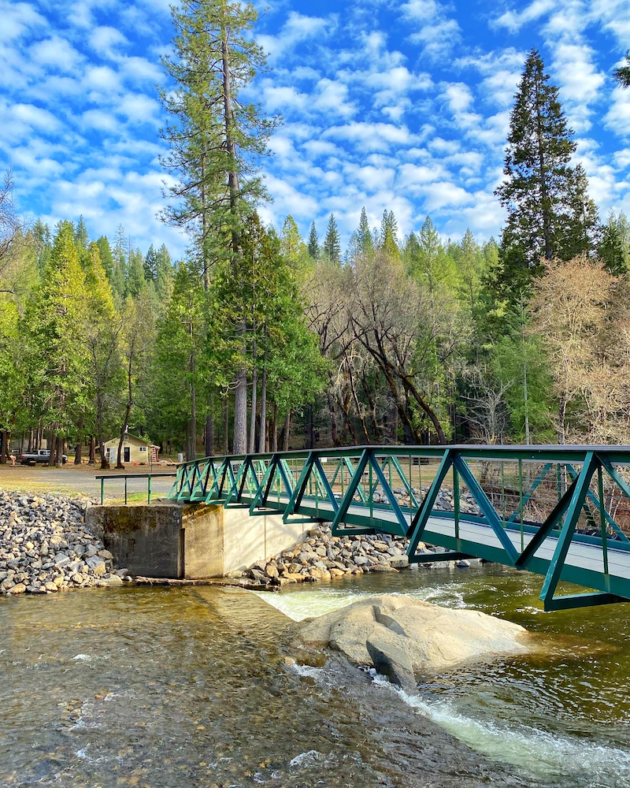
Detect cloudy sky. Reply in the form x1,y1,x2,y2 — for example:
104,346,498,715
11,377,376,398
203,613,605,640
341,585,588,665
2,0,630,257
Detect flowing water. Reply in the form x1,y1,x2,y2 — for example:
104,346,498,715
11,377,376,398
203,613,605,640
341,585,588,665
263,565,630,787
1,566,630,787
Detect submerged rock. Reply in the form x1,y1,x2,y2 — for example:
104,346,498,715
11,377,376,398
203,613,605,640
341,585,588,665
296,594,528,688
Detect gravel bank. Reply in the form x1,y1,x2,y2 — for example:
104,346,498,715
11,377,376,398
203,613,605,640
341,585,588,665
0,490,131,595
236,488,483,586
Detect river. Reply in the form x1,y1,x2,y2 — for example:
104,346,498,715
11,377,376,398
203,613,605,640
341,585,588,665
1,565,629,786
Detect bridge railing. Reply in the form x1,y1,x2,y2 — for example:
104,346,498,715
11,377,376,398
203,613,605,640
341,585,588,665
168,445,630,610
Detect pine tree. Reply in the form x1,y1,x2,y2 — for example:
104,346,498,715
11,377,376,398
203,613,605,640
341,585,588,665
307,221,320,259
323,214,341,264
27,222,88,463
96,236,114,280
379,210,399,259
111,226,127,299
614,51,630,88
560,164,600,260
357,207,374,256
161,0,276,454
155,244,174,302
495,49,597,299
74,216,89,249
599,211,628,274
144,245,158,282
126,248,146,298
408,216,455,292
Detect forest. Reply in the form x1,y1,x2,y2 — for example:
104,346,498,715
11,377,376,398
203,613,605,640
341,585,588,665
1,0,630,467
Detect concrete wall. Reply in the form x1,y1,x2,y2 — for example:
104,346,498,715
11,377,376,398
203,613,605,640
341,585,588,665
223,509,308,574
86,502,309,578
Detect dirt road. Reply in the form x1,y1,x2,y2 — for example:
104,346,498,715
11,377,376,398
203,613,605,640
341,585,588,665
0,464,177,501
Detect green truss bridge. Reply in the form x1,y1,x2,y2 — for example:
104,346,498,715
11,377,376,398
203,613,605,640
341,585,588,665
168,445,630,611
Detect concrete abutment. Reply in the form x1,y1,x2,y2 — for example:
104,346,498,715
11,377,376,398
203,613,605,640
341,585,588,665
86,502,309,579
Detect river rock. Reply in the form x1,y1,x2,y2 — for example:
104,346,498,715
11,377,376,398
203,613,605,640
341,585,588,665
0,490,123,594
296,594,528,685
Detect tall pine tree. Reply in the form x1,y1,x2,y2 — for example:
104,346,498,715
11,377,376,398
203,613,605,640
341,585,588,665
495,49,597,300
307,221,320,259
323,214,341,264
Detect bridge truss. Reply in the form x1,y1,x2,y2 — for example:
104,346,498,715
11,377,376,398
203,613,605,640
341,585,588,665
168,445,630,611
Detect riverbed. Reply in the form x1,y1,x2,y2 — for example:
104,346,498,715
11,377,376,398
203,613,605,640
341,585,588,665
1,566,629,786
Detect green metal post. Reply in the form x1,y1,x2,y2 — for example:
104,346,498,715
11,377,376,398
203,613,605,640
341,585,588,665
101,477,105,506
599,465,609,576
454,465,460,542
148,475,152,505
124,477,128,505
519,459,524,552
369,459,373,523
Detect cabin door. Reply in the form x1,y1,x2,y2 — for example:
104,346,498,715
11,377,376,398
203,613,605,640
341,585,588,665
124,447,131,463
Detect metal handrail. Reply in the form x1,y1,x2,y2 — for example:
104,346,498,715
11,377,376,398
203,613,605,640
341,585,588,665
95,472,177,505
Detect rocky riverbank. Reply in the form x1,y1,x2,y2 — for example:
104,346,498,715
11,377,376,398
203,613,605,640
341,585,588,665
239,489,483,586
0,490,130,595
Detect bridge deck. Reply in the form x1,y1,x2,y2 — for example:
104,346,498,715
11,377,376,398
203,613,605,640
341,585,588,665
171,446,630,608
249,495,630,600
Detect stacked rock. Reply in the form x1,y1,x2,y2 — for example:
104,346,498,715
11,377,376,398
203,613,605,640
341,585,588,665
0,491,130,595
241,520,480,587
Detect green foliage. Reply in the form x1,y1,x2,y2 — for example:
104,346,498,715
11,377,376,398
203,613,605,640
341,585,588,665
614,51,630,88
307,221,320,260
495,49,598,303
379,210,399,259
323,214,341,265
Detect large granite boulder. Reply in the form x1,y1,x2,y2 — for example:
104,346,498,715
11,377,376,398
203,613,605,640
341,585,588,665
296,594,529,688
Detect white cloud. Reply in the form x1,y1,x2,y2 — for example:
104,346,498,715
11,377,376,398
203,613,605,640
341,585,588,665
605,86,630,137
494,0,556,33
30,37,84,73
258,12,332,60
324,122,417,151
90,27,129,60
0,1,45,42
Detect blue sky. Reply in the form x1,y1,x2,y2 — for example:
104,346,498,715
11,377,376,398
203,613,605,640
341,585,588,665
2,0,630,257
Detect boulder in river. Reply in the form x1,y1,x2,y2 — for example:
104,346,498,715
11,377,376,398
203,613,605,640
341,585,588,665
296,594,528,688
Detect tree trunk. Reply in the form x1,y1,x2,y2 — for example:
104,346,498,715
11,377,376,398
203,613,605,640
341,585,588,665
249,361,257,454
223,396,230,455
258,366,267,454
282,410,291,452
271,401,278,452
188,353,196,462
0,431,6,464
233,368,247,454
326,388,341,447
205,410,214,457
96,391,109,470
89,436,96,465
74,415,83,465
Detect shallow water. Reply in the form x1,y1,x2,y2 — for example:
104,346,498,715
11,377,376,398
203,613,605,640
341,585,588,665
263,565,630,786
0,583,524,787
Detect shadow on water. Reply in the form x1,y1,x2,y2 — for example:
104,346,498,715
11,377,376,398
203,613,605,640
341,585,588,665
0,583,527,787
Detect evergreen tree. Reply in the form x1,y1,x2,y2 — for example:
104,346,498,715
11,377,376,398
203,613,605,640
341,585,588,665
495,49,597,300
126,248,146,298
614,51,630,88
111,226,127,299
307,221,320,259
144,245,158,282
560,164,600,259
27,222,88,463
323,214,341,264
96,236,114,280
408,216,455,292
599,211,628,274
155,244,174,302
280,215,307,266
379,210,399,259
32,220,52,274
74,216,89,249
357,207,374,256
161,0,276,453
